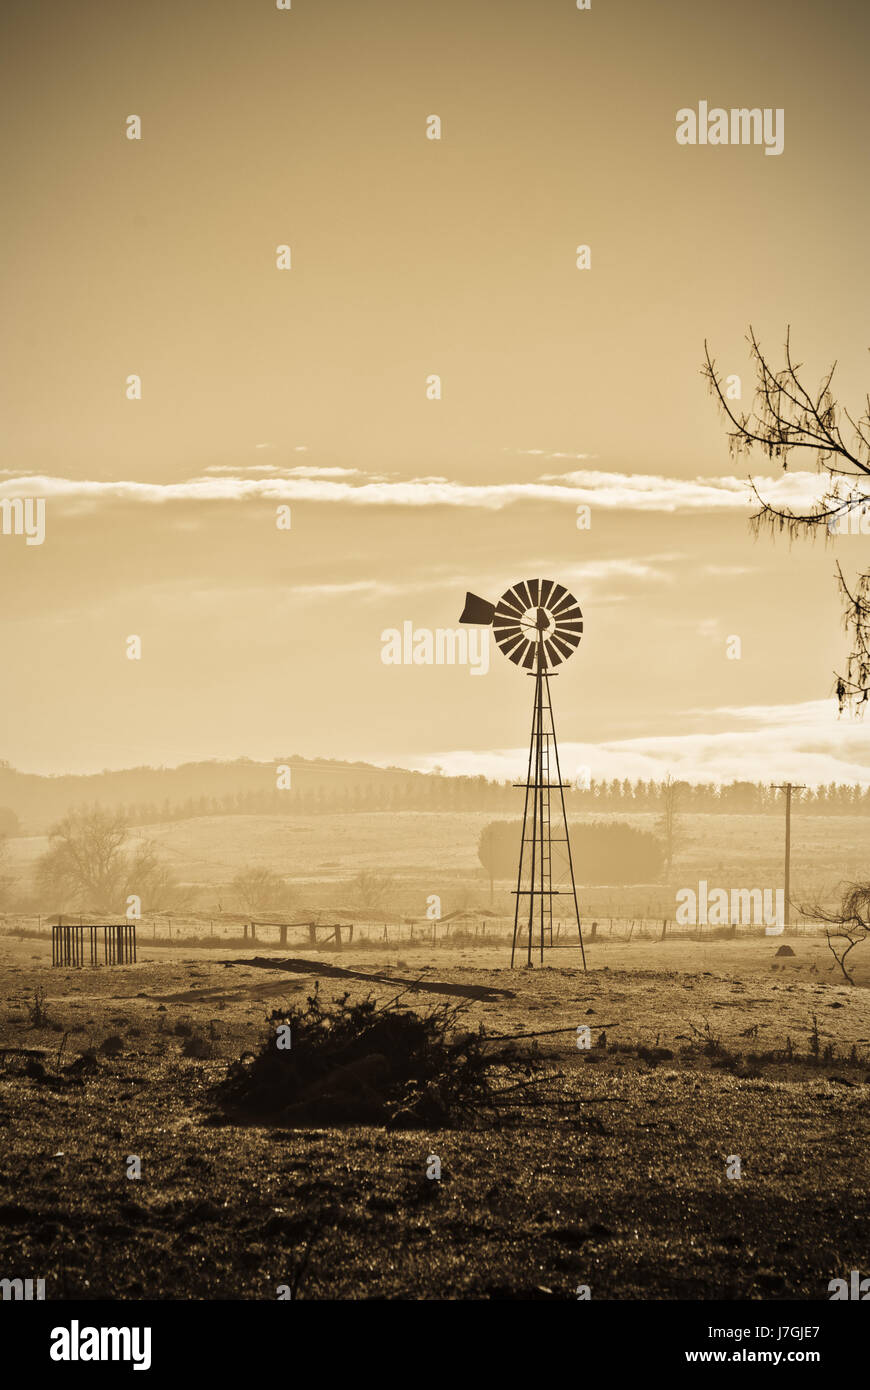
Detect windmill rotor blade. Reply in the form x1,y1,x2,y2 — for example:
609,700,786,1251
501,634,527,663
548,582,568,609
506,637,532,665
548,633,575,662
543,638,565,667
520,641,537,670
526,578,541,605
504,640,526,665
495,591,526,620
494,628,525,654
538,578,555,609
512,580,534,613
493,629,525,652
551,590,578,617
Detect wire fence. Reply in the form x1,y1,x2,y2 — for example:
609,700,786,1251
0,911,833,951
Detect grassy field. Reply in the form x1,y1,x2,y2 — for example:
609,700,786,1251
1,930,868,1300
5,809,869,920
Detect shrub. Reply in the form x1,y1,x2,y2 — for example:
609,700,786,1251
216,986,534,1129
479,818,664,885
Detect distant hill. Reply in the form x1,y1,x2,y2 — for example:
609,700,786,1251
0,758,865,836
0,757,511,834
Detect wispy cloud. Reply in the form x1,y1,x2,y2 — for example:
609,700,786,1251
237,556,675,604
513,449,598,461
204,464,365,479
703,699,839,728
290,579,397,600
406,709,870,788
0,467,833,513
558,555,678,584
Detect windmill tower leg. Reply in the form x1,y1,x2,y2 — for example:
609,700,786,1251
545,670,586,969
530,653,544,961
511,682,537,969
511,654,546,967
525,660,543,967
531,655,547,966
511,662,587,971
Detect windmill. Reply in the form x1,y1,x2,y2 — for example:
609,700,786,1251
460,579,586,969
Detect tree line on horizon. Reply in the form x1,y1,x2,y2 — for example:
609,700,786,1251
2,769,870,836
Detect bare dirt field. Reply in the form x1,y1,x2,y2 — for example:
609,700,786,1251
1,931,868,1300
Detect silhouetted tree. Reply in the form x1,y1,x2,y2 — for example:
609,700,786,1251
0,833,13,910
478,818,664,887
705,327,870,710
478,821,517,900
125,839,190,912
37,807,129,911
655,773,688,877
37,809,184,914
348,870,394,914
230,867,295,917
810,882,870,985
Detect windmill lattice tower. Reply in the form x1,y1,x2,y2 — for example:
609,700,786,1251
460,578,586,969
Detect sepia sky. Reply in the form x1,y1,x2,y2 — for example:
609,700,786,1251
2,0,869,784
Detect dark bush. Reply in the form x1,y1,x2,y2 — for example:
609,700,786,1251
215,986,533,1129
479,818,664,885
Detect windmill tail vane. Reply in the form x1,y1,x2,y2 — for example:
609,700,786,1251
460,579,586,969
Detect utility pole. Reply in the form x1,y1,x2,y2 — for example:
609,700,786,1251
770,783,806,930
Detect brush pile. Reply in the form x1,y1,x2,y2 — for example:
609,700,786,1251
216,986,536,1129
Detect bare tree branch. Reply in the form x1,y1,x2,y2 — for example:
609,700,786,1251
806,883,870,985
704,327,870,711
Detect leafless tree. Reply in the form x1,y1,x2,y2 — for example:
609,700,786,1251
809,883,870,985
450,883,485,915
38,807,129,911
230,866,295,917
0,834,14,910
348,870,394,914
704,327,870,711
37,807,182,914
655,773,687,877
125,839,191,912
